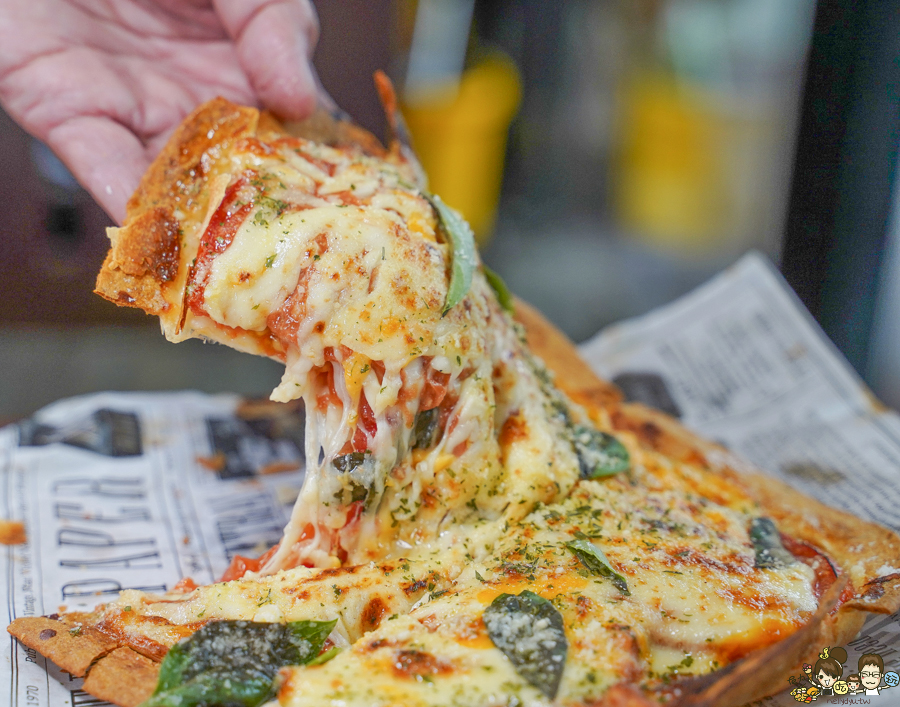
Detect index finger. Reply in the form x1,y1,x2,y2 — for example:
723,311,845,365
44,115,150,224
214,0,319,120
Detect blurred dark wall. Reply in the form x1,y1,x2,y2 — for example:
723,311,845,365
0,110,144,325
312,0,392,141
782,0,900,375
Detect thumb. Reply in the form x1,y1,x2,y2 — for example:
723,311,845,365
213,0,320,120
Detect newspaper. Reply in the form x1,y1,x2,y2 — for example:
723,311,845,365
1,392,306,706
2,252,899,706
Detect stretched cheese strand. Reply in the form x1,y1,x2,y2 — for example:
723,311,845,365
179,136,582,571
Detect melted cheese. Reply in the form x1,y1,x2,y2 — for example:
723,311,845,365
165,135,582,572
105,446,819,705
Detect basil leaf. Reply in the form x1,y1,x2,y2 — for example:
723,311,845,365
142,619,336,707
146,671,271,707
572,426,630,479
153,641,189,694
333,451,369,474
289,619,338,655
306,646,341,666
425,193,476,315
483,590,567,699
482,264,514,314
413,408,441,450
566,539,630,595
749,517,795,568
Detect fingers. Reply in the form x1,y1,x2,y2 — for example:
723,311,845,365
44,116,151,224
213,0,319,120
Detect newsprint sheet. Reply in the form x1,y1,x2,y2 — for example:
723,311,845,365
1,392,306,707
1,251,898,706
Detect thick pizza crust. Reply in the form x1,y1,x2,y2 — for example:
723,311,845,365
94,98,392,324
9,613,117,677
82,647,159,707
95,99,260,316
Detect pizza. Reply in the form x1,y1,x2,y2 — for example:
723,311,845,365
9,88,900,707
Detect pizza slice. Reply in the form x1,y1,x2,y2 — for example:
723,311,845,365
94,89,595,574
8,89,898,707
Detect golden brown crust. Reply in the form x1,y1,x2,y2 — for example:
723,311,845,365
82,647,159,707
599,402,900,615
514,298,624,411
671,577,850,706
739,471,900,613
7,614,117,677
94,97,391,326
95,98,260,314
126,98,260,221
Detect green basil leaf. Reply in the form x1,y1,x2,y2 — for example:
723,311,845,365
566,539,630,595
482,264,514,314
306,646,342,666
572,426,630,478
153,641,188,694
288,619,338,656
333,451,370,474
749,517,795,568
144,671,272,707
141,619,337,707
425,193,476,315
483,590,567,699
413,408,441,450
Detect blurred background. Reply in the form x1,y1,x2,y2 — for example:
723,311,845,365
0,0,898,417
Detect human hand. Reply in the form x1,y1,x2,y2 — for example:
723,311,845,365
0,0,320,223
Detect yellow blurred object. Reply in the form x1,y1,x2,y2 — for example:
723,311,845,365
614,71,781,254
402,54,521,243
615,72,727,250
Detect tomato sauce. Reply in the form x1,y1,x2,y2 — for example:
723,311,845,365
219,543,281,582
187,172,256,315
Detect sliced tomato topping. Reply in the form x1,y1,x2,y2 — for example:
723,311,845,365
345,500,365,527
349,393,377,452
171,577,198,593
187,171,257,315
267,235,328,343
219,543,281,582
452,440,470,457
441,393,460,434
336,501,366,565
351,427,368,452
294,148,336,177
236,137,276,157
782,534,853,606
421,367,450,411
315,366,342,412
328,190,362,205
267,283,307,341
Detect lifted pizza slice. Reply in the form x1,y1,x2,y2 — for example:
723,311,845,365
95,94,594,573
